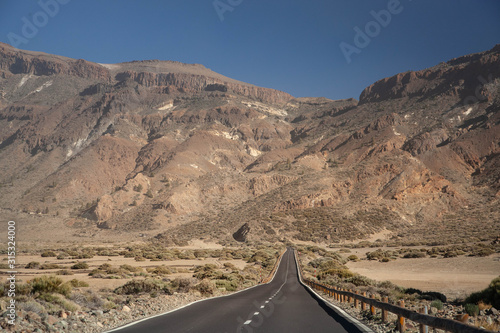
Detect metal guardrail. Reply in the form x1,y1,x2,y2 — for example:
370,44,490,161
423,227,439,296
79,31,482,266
295,250,494,333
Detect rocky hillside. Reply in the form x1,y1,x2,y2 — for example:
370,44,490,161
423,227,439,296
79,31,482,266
0,42,499,246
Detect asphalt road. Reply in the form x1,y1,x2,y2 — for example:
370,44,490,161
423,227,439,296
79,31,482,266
108,248,366,333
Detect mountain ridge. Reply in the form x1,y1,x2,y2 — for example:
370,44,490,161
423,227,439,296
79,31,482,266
0,42,499,246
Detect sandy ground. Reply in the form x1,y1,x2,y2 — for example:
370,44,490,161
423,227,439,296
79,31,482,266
346,252,500,300
1,253,251,291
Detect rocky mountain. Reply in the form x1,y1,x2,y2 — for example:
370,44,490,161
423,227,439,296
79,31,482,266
0,42,499,246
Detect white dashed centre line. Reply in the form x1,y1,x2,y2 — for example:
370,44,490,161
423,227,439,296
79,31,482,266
254,312,259,315
244,320,252,325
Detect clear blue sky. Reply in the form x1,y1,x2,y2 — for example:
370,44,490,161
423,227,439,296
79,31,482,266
0,0,499,100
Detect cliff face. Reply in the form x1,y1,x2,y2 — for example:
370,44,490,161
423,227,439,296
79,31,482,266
116,70,292,104
0,42,499,246
359,44,500,104
0,43,111,80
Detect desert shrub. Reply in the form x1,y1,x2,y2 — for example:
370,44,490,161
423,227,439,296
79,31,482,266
65,250,79,257
318,260,344,271
377,280,397,290
104,266,123,275
88,269,105,278
223,262,238,270
120,264,142,273
317,268,356,280
443,251,458,258
30,276,72,297
216,280,238,291
19,301,46,316
247,250,273,264
40,263,61,270
471,247,494,257
170,278,195,293
193,264,221,279
57,253,67,259
71,262,89,270
402,251,426,259
68,279,89,288
56,269,74,275
99,263,112,270
74,252,94,259
147,265,171,275
430,300,444,310
347,255,359,262
70,290,104,309
366,249,385,260
39,293,80,312
464,303,479,316
41,251,57,257
14,282,32,296
465,276,500,309
56,270,74,276
104,301,117,310
25,261,40,269
114,279,172,295
345,275,375,287
195,280,216,295
308,258,343,270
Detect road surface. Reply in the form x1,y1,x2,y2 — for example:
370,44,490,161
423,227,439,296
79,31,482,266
107,248,368,333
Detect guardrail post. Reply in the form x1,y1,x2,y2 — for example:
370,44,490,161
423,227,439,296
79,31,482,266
419,306,428,333
397,300,406,333
354,291,359,309
348,289,352,303
370,294,376,317
361,292,367,311
382,296,388,322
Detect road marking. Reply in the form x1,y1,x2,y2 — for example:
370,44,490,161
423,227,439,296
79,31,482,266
260,305,264,308
105,252,290,333
254,312,259,315
244,320,252,325
265,301,269,303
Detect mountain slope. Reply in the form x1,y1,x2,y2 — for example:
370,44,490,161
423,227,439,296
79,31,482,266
0,42,499,246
